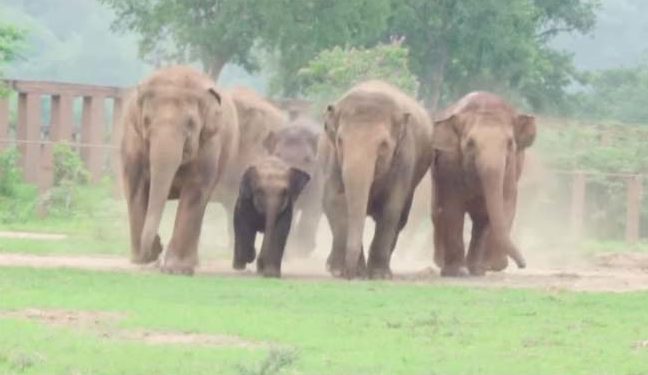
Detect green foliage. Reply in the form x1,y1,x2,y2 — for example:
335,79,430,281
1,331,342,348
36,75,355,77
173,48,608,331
574,59,648,123
99,0,262,76
0,148,38,223
298,42,419,106
0,22,25,95
41,144,91,217
237,349,297,375
387,0,599,111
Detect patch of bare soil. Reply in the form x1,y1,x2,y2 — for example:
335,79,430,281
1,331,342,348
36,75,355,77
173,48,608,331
0,309,262,348
0,252,647,293
0,231,67,240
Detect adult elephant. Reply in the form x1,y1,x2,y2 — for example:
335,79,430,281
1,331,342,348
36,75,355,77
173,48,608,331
121,65,238,275
431,92,536,277
322,80,434,279
212,87,286,245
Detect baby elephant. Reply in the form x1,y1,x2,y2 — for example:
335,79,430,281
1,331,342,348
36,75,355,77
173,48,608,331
233,156,310,277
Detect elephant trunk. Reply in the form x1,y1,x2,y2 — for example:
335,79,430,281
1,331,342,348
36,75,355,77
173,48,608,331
341,150,376,276
140,131,184,262
479,158,526,269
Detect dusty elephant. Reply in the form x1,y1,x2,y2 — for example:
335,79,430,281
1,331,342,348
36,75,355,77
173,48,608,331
265,116,324,258
322,80,434,279
431,91,536,277
232,156,310,278
212,87,286,246
121,65,238,275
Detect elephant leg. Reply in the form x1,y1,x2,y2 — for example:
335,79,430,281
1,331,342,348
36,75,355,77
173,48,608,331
433,198,467,277
257,211,292,278
324,191,348,278
162,176,215,275
124,162,162,264
486,190,518,271
466,212,488,276
233,201,257,270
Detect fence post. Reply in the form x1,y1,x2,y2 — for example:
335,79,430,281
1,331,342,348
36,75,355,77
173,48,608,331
17,93,42,187
81,95,105,183
570,171,586,240
0,97,9,151
111,96,124,198
626,175,643,244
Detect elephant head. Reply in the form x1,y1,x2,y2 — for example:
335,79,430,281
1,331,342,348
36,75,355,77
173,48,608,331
433,92,536,270
240,157,310,255
324,93,409,275
264,124,320,175
136,83,224,262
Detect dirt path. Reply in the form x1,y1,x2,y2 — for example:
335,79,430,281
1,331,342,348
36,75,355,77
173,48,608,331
1,251,647,293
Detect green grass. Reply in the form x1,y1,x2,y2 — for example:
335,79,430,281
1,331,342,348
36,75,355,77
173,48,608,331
0,267,647,375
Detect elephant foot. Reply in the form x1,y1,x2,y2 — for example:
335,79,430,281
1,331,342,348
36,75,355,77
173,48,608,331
233,260,247,271
160,252,196,276
467,264,486,277
440,265,470,278
131,235,163,265
326,253,345,278
259,264,281,278
368,266,392,280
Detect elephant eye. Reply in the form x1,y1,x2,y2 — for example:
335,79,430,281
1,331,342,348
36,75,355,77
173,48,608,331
466,138,476,149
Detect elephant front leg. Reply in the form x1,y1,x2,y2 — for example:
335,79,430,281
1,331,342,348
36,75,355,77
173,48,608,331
233,200,258,270
257,210,292,278
433,198,467,277
323,190,349,278
466,212,488,276
161,184,211,276
124,164,162,264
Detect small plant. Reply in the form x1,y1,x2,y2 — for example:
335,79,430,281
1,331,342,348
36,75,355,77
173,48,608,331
41,144,91,217
237,349,297,375
0,147,38,223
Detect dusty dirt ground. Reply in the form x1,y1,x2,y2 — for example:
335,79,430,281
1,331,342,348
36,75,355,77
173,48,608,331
1,249,647,293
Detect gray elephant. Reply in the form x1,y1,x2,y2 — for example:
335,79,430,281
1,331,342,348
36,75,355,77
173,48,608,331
232,156,310,278
322,80,434,279
431,91,536,277
265,116,324,258
121,65,238,275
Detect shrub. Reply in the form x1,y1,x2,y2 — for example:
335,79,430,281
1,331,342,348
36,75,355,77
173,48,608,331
0,148,38,223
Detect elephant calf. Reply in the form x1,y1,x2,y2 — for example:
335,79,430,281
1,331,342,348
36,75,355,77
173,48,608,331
265,119,324,258
233,156,310,278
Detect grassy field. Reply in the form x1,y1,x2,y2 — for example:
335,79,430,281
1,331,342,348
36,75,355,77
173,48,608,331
0,267,647,375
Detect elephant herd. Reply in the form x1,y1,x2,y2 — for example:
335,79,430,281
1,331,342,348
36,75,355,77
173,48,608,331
121,65,536,279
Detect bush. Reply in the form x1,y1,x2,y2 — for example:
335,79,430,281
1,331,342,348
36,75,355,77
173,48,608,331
41,144,91,217
298,41,420,108
0,148,38,223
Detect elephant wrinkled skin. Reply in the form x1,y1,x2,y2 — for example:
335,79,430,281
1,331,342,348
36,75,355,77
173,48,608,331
431,91,536,277
322,80,434,279
121,65,238,275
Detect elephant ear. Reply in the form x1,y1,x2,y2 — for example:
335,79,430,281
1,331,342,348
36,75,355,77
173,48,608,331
323,104,337,142
288,167,311,199
239,166,260,200
200,86,224,143
514,114,536,150
432,113,462,153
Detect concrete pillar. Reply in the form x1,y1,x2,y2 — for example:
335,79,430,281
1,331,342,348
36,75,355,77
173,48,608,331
17,92,41,186
81,95,105,183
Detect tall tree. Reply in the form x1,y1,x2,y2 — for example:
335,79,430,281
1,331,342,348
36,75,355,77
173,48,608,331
388,0,599,111
259,0,391,95
99,0,262,79
0,23,24,93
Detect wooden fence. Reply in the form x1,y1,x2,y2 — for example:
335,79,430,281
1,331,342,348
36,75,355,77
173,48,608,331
0,80,128,190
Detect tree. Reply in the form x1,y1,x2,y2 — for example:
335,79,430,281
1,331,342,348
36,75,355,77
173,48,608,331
387,0,599,111
99,0,262,78
259,0,392,95
298,40,419,107
0,22,24,94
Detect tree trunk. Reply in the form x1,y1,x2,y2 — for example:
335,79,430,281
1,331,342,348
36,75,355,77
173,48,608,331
423,48,448,114
204,56,227,81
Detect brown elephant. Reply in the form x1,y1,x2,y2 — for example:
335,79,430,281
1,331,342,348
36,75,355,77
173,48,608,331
212,87,286,245
121,65,238,275
322,80,434,279
431,91,536,277
265,116,324,258
232,156,310,278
